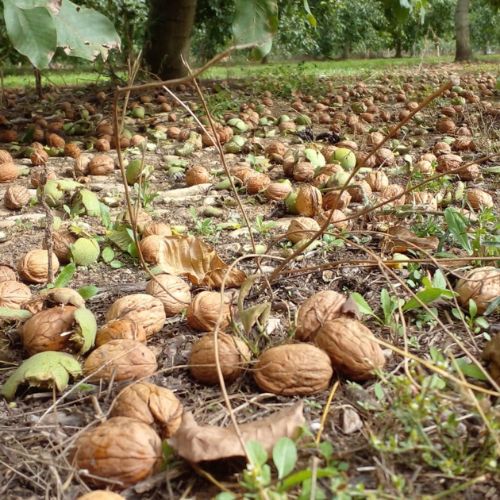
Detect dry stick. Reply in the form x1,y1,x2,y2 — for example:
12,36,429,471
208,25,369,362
314,380,340,445
341,235,500,395
116,43,257,94
36,164,54,284
267,78,471,283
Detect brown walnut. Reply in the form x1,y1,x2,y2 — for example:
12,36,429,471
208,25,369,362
145,274,191,317
254,344,333,395
83,339,157,382
186,291,231,332
17,249,60,284
95,319,147,347
455,266,500,314
315,317,385,381
111,382,183,438
73,417,162,487
0,280,31,309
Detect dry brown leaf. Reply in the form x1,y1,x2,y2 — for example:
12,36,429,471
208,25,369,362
170,402,304,462
383,225,439,254
155,236,245,288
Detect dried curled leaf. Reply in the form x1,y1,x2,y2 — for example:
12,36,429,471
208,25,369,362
1,351,82,400
170,402,305,462
482,334,500,385
150,235,246,288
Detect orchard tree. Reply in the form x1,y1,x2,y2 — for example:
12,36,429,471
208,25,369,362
455,0,472,60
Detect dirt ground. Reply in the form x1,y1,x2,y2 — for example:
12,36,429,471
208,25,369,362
0,62,499,499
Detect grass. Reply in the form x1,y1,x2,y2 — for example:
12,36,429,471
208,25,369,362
1,54,498,89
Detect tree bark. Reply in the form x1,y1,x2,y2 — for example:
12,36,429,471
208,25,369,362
394,38,403,58
144,0,197,79
454,0,472,61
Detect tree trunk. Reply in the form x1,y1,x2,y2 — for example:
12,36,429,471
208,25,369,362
454,0,472,62
144,0,197,80
342,42,351,60
394,38,402,58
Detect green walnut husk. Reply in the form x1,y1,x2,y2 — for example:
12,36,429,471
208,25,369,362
1,351,82,401
71,237,100,266
333,148,356,171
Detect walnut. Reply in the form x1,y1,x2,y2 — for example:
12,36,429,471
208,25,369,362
94,138,111,152
466,188,494,210
374,148,395,167
0,161,19,183
0,149,13,164
4,184,31,210
295,185,322,217
185,165,210,186
437,153,462,173
265,181,292,201
186,291,231,332
286,217,320,244
365,171,388,192
78,491,125,500
322,190,352,211
296,290,347,341
105,294,166,337
49,228,78,263
230,163,253,182
74,154,92,176
380,184,406,206
111,382,183,438
346,180,372,202
254,344,332,395
436,118,456,134
407,191,437,210
30,166,56,188
83,339,157,382
145,274,191,317
0,280,31,309
17,249,60,284
455,266,500,314
265,141,287,158
318,209,350,230
73,417,162,487
433,141,451,156
22,306,77,355
315,317,385,381
189,332,251,385
292,162,315,182
96,319,147,347
142,222,172,238
0,264,17,283
88,155,114,176
245,173,271,194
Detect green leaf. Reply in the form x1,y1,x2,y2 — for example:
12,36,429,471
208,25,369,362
484,297,500,316
0,307,32,321
432,269,447,289
245,440,268,467
403,287,455,312
454,357,488,381
279,467,336,492
444,207,472,255
233,0,278,57
72,188,101,217
349,292,375,317
53,263,76,288
373,382,385,401
109,260,123,269
72,307,97,354
303,0,317,27
468,299,478,319
215,493,236,500
77,285,99,300
1,351,82,401
107,225,134,251
101,246,115,263
272,437,297,479
52,0,120,62
380,289,394,321
3,0,57,69
304,148,325,169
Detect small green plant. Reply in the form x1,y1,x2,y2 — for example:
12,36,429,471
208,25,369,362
189,208,219,238
254,215,276,235
451,299,490,335
134,179,159,210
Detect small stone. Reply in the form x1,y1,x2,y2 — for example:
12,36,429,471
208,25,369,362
341,407,363,434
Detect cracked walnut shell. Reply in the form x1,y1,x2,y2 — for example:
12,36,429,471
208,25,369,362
295,290,347,342
83,339,157,382
315,317,385,381
105,294,166,337
189,332,251,385
254,344,333,395
111,382,183,438
73,416,162,487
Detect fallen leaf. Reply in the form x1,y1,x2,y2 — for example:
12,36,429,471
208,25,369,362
155,235,246,288
383,225,439,254
170,402,304,463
